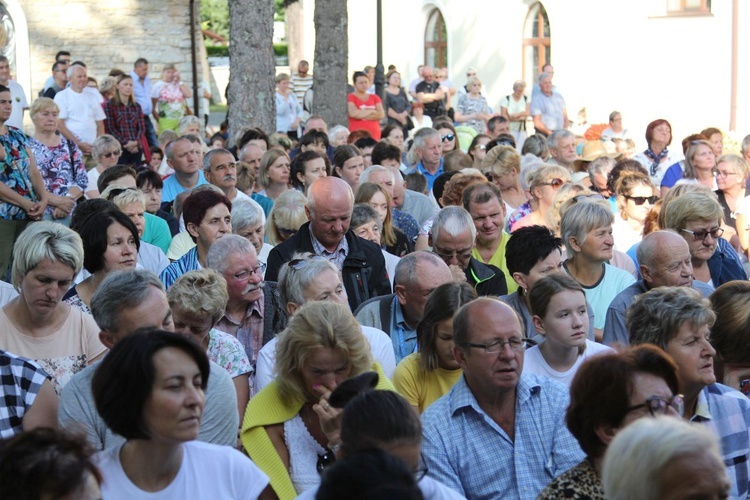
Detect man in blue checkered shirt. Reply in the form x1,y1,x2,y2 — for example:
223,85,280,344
421,298,584,500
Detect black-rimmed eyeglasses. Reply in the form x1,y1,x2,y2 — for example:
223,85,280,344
627,394,684,417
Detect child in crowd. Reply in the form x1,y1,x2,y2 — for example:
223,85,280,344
524,274,612,386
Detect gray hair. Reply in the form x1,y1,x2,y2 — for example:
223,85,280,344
278,253,340,307
164,136,192,161
537,72,551,84
393,251,445,288
560,199,614,256
742,134,750,156
547,129,574,151
602,416,724,500
239,142,263,162
359,165,394,186
11,222,84,289
512,80,526,92
328,125,349,144
202,147,234,172
206,234,256,274
178,115,202,136
90,270,165,333
430,206,477,241
413,127,439,152
351,203,382,231
66,64,85,80
92,134,121,162
627,286,715,350
521,135,549,160
588,156,616,183
231,198,266,231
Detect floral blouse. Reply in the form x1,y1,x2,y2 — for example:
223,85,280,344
28,136,87,216
0,126,36,220
152,80,186,120
208,328,253,378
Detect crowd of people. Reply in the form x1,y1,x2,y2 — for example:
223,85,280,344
0,51,749,499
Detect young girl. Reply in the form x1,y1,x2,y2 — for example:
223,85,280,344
525,274,613,386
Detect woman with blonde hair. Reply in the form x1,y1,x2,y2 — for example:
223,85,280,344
28,97,86,225
168,268,252,421
241,301,394,500
510,164,571,232
482,144,526,210
265,189,307,246
613,170,658,252
258,148,291,201
103,74,145,166
355,182,412,257
660,139,716,197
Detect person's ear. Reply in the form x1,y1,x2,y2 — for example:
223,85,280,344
532,315,546,336
286,302,299,316
394,284,407,305
512,272,528,291
453,344,468,370
186,221,200,239
568,235,582,254
297,171,306,185
640,264,653,283
594,423,618,446
304,205,312,221
99,330,117,350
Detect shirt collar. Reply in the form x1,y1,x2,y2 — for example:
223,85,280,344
449,373,541,416
310,231,349,257
692,386,712,421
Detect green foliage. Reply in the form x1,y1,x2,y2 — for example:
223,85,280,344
273,43,288,57
201,0,230,39
206,45,230,58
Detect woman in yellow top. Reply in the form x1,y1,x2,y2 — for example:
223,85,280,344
241,301,393,500
393,282,477,413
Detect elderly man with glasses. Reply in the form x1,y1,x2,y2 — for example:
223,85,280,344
429,206,507,297
422,297,584,499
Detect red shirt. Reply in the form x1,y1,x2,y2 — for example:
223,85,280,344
347,93,382,140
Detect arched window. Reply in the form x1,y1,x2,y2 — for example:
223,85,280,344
0,4,16,72
424,9,447,68
523,3,550,87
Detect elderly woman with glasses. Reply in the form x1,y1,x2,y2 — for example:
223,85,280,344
538,345,682,499
509,164,570,232
85,134,121,199
627,286,750,500
241,301,395,500
662,190,747,287
715,154,750,247
561,199,636,340
612,170,658,252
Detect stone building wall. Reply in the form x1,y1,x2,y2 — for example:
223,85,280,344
23,0,202,100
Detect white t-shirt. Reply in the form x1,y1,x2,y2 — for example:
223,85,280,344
7,80,28,130
255,326,397,392
86,168,100,195
95,440,269,499
54,88,106,144
523,340,613,387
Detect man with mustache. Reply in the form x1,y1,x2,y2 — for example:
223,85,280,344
207,235,288,394
203,148,252,204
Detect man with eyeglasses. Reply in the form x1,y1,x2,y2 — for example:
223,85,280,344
414,66,446,119
355,251,452,364
404,128,444,192
628,286,750,500
429,206,507,297
207,235,288,394
41,61,68,100
604,230,714,347
422,297,584,499
41,51,70,95
54,63,105,156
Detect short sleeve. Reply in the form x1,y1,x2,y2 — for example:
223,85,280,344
82,312,107,361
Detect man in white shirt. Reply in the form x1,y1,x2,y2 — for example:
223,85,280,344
54,64,105,155
0,56,28,130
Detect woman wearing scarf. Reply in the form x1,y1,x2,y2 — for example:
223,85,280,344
633,119,680,187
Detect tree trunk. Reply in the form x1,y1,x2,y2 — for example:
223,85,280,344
227,0,276,145
313,0,348,128
286,1,305,71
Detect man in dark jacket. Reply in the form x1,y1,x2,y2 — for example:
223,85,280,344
429,206,507,296
265,176,391,311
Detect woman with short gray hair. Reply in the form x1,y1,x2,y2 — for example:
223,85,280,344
561,199,635,339
86,134,122,199
232,198,272,269
0,222,106,392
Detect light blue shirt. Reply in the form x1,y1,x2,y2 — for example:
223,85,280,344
405,158,444,192
422,374,584,500
390,295,417,364
160,246,201,290
130,71,152,115
529,90,566,132
161,171,208,203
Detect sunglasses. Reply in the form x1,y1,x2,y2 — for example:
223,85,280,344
103,150,122,158
681,227,724,242
625,195,658,206
539,178,565,188
441,133,455,142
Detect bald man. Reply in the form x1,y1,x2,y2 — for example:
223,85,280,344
265,176,391,310
603,230,714,346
